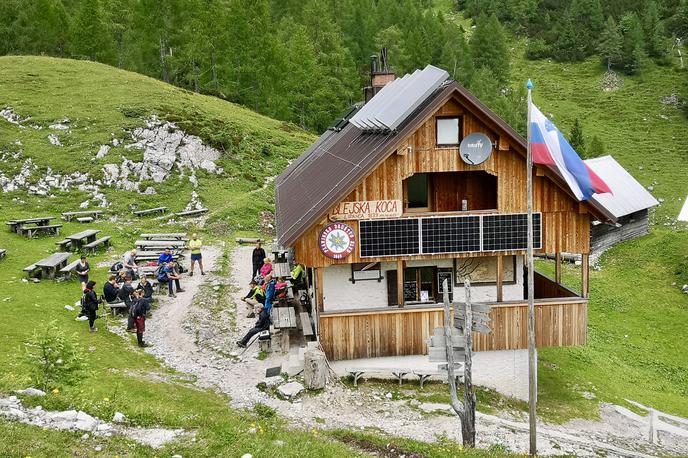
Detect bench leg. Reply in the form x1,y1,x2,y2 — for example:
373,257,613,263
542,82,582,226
392,372,407,386
418,374,430,389
351,371,364,387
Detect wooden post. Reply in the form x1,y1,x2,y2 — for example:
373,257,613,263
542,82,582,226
496,255,503,302
555,252,562,284
397,259,405,308
315,268,324,313
581,253,589,298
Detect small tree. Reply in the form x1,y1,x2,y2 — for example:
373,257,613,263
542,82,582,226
598,16,623,70
588,135,606,158
24,321,85,391
569,118,586,156
643,1,667,59
619,13,647,75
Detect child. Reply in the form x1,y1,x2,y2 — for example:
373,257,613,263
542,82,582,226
132,290,151,347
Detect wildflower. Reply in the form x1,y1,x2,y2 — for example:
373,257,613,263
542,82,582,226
52,388,60,395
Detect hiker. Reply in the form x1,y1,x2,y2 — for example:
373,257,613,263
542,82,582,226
136,275,154,299
241,280,265,318
123,249,138,278
263,275,277,312
118,276,136,332
260,257,273,277
103,275,120,303
132,290,152,347
158,260,184,297
290,262,306,293
158,247,173,265
236,307,271,348
115,268,128,285
189,233,205,276
82,280,100,333
274,276,289,304
252,241,266,278
74,255,90,290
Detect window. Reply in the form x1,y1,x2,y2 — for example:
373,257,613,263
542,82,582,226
349,262,382,283
405,173,431,212
404,267,436,303
436,117,462,146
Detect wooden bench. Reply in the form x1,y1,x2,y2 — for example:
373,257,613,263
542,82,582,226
83,236,111,254
412,367,464,389
19,224,62,238
345,367,411,387
105,301,128,317
235,237,261,244
299,312,314,336
23,264,39,278
61,210,103,222
140,233,187,241
76,217,93,223
55,239,72,251
59,259,80,276
174,208,208,218
133,207,167,217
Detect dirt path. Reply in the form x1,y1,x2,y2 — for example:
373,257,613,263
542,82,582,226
140,245,688,457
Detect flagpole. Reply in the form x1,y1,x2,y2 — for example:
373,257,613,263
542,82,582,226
526,79,537,456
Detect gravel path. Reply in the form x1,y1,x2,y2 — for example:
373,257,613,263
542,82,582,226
140,245,688,457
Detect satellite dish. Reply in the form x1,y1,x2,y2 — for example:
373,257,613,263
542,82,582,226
459,133,492,165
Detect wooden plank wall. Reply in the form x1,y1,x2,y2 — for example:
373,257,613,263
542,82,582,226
294,95,591,268
319,301,588,360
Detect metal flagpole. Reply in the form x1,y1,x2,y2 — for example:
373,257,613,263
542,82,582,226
526,79,537,456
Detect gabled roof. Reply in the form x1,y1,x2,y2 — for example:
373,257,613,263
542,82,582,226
585,156,659,219
275,66,613,247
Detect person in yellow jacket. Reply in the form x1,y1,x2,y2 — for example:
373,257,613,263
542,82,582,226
188,233,205,276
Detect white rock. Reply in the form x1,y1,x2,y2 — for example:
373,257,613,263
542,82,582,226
74,411,98,431
48,134,62,146
50,410,78,422
112,412,126,423
16,388,46,397
278,381,304,398
172,455,183,458
96,145,110,159
96,423,112,431
273,440,285,447
240,454,253,458
81,433,89,440
8,408,26,419
95,445,102,452
385,392,393,399
64,305,75,311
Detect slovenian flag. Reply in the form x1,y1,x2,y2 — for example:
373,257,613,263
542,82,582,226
530,104,612,200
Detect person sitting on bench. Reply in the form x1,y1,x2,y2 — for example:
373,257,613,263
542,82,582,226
118,276,136,332
136,275,154,299
123,249,138,278
241,280,265,318
275,277,289,303
236,308,271,348
158,247,173,265
103,275,121,303
158,260,184,297
262,275,276,313
290,262,306,291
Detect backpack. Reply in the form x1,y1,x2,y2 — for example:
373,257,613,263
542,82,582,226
111,261,123,272
158,267,169,282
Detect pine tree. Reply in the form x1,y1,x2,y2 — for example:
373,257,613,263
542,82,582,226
70,0,115,63
619,12,646,74
553,14,585,62
569,0,604,56
439,25,473,87
470,14,510,86
374,26,410,74
598,16,623,70
569,118,586,155
643,1,667,58
14,0,70,56
668,0,688,40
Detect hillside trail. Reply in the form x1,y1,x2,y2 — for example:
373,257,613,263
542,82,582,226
140,245,688,457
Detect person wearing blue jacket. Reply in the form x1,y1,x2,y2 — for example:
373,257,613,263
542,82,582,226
263,275,277,312
158,247,173,265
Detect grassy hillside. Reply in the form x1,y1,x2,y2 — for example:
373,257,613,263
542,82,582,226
511,53,688,419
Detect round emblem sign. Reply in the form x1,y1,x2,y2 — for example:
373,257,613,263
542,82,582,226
459,132,493,165
319,222,356,259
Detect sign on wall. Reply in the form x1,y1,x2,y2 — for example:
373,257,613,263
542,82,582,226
319,222,356,259
330,200,402,221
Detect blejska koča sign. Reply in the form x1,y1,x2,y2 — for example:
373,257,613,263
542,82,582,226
330,200,402,220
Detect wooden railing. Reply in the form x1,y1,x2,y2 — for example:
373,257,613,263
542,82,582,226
319,296,587,361
534,271,578,298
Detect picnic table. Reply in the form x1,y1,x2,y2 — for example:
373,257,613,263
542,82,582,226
66,229,101,251
133,206,167,217
135,252,182,262
135,240,186,250
61,210,103,221
6,216,56,233
34,252,71,279
174,208,208,218
271,306,297,329
140,233,188,241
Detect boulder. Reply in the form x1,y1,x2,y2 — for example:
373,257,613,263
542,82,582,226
112,412,126,423
75,411,99,431
278,381,304,398
50,410,78,422
16,387,46,397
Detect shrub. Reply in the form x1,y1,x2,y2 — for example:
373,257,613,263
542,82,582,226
253,403,276,419
24,321,85,391
525,38,551,60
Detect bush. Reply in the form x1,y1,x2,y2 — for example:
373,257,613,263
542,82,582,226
253,403,276,419
24,321,85,391
525,38,551,60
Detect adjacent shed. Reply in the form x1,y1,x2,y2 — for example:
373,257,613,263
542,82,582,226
585,156,659,255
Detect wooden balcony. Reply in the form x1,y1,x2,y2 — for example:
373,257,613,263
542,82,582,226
318,271,587,361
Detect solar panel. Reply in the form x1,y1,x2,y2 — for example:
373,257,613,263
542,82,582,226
359,218,420,257
349,65,449,132
482,213,542,251
421,216,480,254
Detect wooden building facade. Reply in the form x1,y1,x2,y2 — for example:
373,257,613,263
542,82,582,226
276,65,614,361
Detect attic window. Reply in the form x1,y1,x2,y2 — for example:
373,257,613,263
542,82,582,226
436,117,462,146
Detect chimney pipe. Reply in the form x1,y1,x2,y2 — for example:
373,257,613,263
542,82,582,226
370,55,378,74
364,48,396,103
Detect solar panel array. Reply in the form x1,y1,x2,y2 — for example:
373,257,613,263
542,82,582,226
349,65,449,132
481,213,542,251
359,213,542,257
421,216,480,254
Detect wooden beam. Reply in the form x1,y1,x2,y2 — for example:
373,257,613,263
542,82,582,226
496,255,503,302
397,259,405,308
581,254,589,298
555,252,562,284
315,267,324,313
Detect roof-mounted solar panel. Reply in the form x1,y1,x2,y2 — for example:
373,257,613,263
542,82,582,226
349,65,449,133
